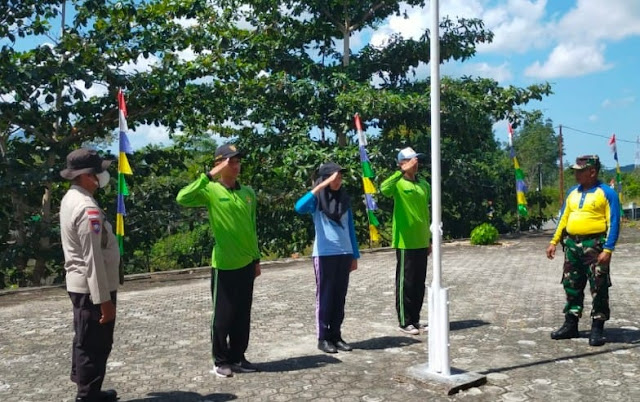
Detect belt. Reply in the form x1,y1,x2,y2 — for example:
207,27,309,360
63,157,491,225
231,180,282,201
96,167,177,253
567,233,605,243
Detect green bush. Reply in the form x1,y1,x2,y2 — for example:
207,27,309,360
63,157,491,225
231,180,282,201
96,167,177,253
470,223,499,245
149,224,212,271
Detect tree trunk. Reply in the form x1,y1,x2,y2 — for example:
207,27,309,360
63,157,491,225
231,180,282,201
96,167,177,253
31,153,55,285
2,133,28,285
9,190,28,283
338,18,350,147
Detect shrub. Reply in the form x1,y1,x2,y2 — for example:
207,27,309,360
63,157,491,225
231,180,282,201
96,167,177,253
149,224,212,271
470,223,499,245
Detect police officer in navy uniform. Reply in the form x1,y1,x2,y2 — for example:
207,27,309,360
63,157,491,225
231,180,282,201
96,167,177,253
60,149,120,402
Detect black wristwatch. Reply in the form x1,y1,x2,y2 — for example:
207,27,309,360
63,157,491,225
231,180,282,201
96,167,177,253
205,171,214,181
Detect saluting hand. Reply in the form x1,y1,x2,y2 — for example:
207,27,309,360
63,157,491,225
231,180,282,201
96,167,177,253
311,172,339,195
401,157,418,173
208,158,230,179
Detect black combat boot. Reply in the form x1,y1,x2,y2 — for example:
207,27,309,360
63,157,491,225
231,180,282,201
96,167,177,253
589,319,606,346
550,314,579,340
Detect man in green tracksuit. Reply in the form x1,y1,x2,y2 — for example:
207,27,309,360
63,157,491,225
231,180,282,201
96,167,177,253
381,147,431,335
176,143,261,378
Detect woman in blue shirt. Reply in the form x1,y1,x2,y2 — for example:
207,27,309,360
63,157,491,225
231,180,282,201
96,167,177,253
295,162,360,353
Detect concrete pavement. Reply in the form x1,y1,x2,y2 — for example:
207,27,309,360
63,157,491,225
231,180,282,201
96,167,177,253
2,230,640,401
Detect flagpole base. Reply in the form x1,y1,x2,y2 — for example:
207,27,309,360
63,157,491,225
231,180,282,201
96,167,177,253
407,364,486,395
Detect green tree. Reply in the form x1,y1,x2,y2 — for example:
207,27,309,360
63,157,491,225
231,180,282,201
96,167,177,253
207,1,551,243
512,111,560,189
1,1,555,286
0,0,242,285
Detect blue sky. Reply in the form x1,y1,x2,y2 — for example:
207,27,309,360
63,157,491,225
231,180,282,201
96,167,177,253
353,0,640,170
4,1,639,171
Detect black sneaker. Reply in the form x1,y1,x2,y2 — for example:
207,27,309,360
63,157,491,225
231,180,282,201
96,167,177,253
231,359,260,373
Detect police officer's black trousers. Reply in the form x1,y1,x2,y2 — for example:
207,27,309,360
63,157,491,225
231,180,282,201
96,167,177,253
210,261,256,366
395,248,428,327
69,291,117,400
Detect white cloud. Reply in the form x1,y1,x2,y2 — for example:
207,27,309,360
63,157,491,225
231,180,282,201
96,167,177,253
72,80,109,99
369,0,548,54
524,43,612,78
460,61,513,82
588,114,598,122
601,96,636,109
175,46,198,62
522,0,640,78
129,124,172,148
174,17,198,29
119,54,160,74
478,0,548,54
0,91,16,103
557,0,640,43
367,0,640,80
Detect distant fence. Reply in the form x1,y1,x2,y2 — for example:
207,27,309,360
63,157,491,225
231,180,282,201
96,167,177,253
623,203,640,220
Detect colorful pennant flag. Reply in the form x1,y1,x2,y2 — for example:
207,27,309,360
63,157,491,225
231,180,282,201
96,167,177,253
116,89,133,254
508,124,528,217
609,134,623,206
354,113,380,242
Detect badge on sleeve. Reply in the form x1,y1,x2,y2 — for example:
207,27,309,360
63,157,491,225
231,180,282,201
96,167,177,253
86,208,101,234
89,219,101,234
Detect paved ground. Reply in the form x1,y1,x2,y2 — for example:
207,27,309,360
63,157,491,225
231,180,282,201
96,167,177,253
2,230,640,402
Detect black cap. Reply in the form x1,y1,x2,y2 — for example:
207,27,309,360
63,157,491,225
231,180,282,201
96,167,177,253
214,143,243,162
317,162,346,178
60,148,112,180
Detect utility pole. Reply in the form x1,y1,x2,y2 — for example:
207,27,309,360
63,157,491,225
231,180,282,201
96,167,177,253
558,125,564,206
537,163,543,220
635,135,640,169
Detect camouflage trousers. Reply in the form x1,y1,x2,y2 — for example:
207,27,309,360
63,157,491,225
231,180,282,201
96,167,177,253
561,235,611,320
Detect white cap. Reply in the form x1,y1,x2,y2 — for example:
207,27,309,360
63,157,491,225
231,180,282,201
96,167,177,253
397,147,424,162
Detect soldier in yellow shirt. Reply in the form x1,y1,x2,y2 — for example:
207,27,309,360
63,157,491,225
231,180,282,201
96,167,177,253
546,155,621,346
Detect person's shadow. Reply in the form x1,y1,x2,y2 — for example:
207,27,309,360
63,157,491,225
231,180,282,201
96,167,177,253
255,353,342,372
351,335,421,350
450,319,490,331
125,392,236,401
582,326,640,344
256,335,424,372
482,326,640,375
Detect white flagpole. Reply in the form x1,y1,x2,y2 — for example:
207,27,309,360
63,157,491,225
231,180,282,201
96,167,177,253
427,0,450,376
408,2,485,394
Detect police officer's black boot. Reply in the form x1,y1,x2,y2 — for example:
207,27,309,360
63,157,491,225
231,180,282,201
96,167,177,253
589,319,606,347
550,314,579,340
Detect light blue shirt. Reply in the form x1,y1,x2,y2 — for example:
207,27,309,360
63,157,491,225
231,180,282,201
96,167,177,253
294,191,360,258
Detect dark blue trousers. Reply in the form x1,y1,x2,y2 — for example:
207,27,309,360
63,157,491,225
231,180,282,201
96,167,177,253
69,291,117,400
313,254,352,341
